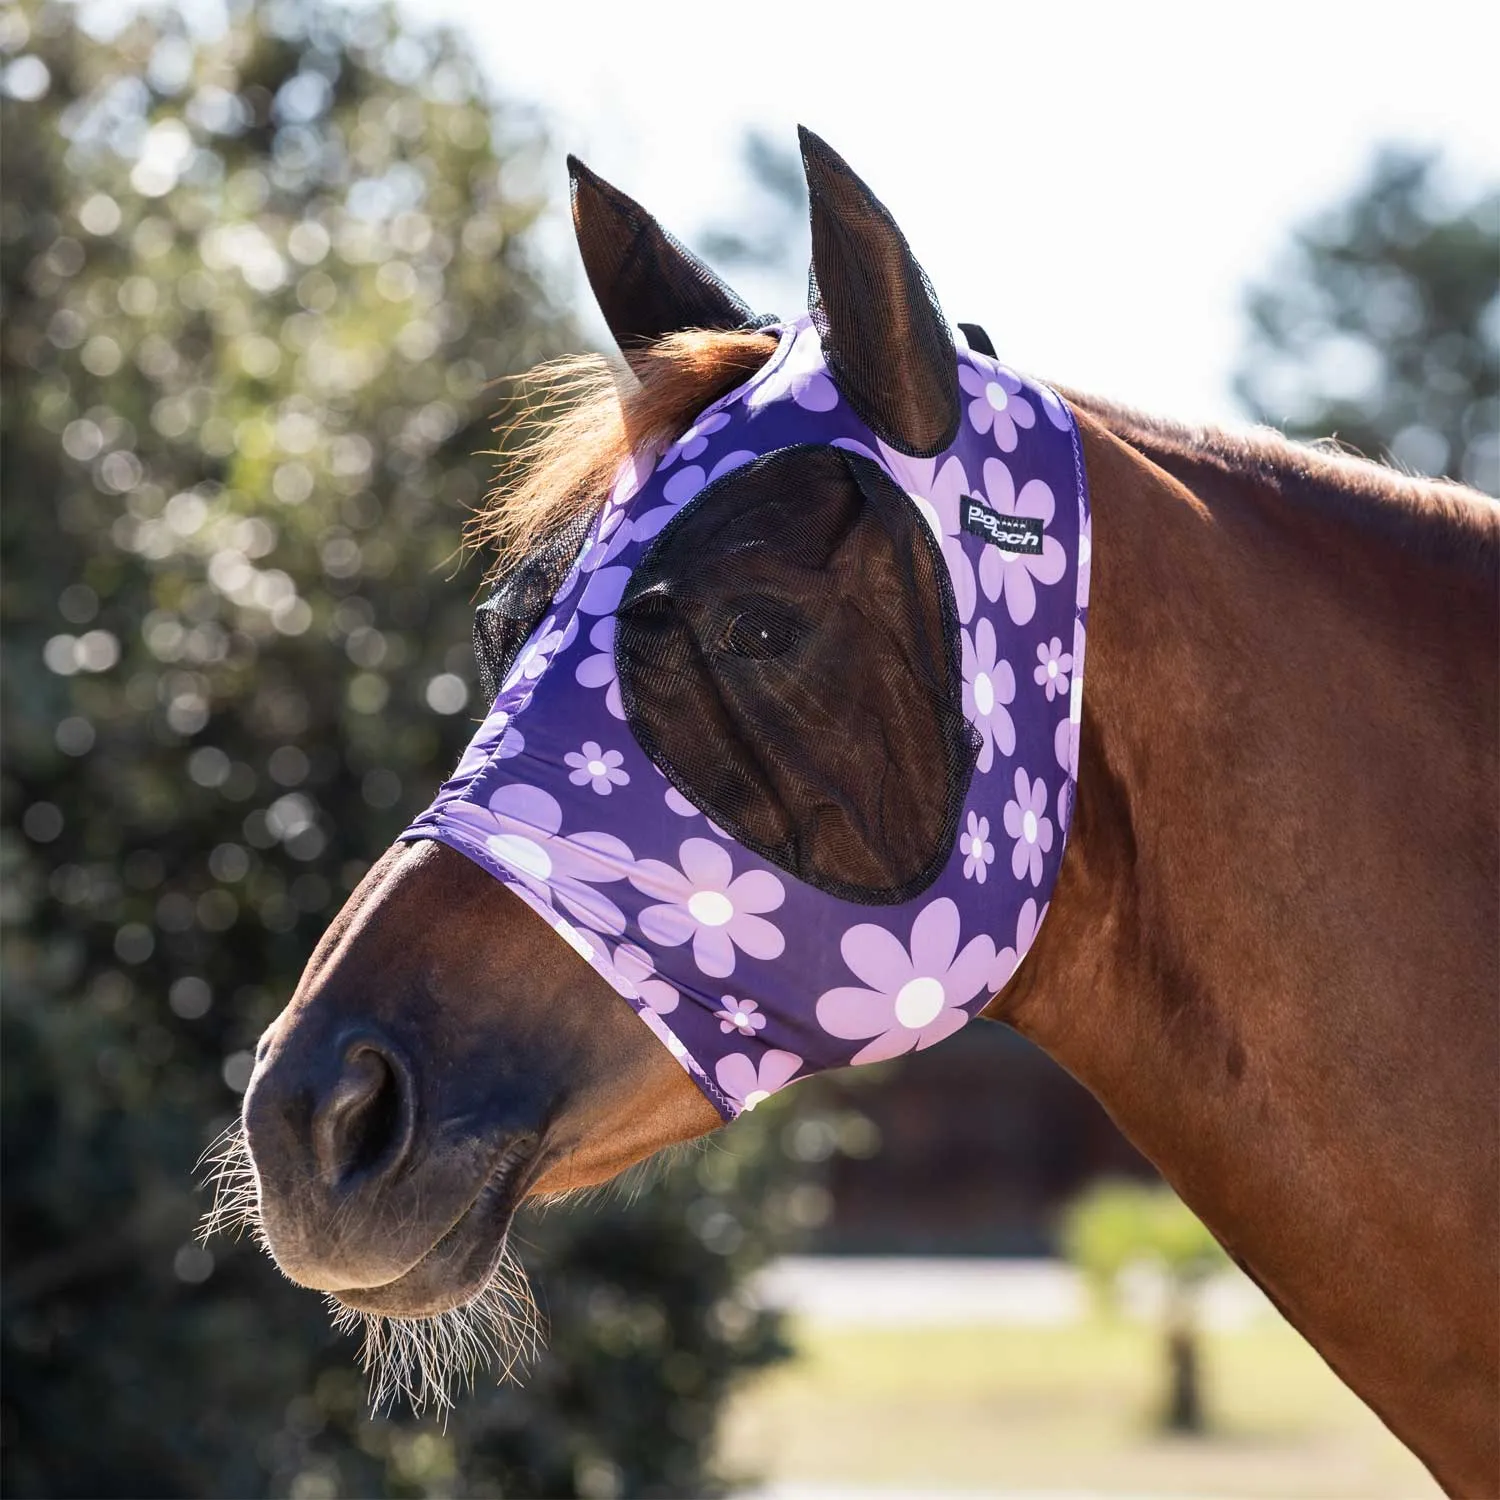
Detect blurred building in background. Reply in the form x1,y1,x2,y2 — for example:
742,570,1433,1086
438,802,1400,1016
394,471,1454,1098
801,1027,1151,1256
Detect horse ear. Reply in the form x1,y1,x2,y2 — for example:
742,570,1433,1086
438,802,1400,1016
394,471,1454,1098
799,127,959,457
568,155,760,353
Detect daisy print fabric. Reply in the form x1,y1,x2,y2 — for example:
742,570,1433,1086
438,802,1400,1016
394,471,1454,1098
402,317,1090,1120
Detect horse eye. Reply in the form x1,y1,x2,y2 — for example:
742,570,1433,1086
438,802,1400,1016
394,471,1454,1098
719,600,807,660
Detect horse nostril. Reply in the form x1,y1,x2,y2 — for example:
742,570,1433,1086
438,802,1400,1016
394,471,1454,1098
312,1040,414,1188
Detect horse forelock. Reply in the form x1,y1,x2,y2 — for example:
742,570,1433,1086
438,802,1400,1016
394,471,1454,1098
467,328,780,578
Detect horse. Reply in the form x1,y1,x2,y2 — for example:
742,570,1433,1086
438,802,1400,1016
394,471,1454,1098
223,130,1499,1494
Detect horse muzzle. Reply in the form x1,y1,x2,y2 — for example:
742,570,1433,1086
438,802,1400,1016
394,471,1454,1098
242,1015,542,1312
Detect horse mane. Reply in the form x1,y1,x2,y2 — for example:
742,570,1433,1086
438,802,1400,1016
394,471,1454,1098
470,329,780,572
469,336,1496,583
1064,389,1499,577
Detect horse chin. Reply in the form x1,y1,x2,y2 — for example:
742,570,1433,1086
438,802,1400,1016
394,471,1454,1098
327,1137,539,1319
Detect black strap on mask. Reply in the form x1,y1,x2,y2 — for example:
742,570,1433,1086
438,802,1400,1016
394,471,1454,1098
957,322,997,359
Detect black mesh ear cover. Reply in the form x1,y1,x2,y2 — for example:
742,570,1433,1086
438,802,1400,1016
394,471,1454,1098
568,155,764,352
615,445,980,904
799,127,960,459
473,508,594,707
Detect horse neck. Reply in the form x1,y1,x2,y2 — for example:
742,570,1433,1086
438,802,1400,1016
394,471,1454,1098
989,409,1498,1493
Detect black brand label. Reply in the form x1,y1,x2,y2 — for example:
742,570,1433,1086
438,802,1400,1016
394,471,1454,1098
961,499,1045,555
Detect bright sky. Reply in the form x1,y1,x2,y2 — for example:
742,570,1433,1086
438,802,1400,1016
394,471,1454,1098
408,0,1499,427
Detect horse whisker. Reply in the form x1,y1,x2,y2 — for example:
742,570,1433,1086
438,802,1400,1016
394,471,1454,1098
326,1244,542,1415
198,1123,543,1413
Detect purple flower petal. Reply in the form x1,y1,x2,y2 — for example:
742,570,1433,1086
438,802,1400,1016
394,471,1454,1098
839,922,917,992
553,883,626,937
664,786,699,817
488,782,562,837
692,924,736,978
631,851,693,901
944,933,999,1006
679,837,732,890
664,466,709,506
632,506,673,543
708,449,757,481
758,1049,803,1092
728,911,785,963
715,1053,758,1103
816,984,893,1042
908,897,961,975
578,565,629,616
555,829,635,883
638,900,695,948
727,868,784,916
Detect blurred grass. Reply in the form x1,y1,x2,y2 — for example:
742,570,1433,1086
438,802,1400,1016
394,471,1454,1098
719,1315,1439,1497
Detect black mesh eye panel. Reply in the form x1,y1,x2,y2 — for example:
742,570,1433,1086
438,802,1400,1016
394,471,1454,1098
615,445,980,905
473,507,594,707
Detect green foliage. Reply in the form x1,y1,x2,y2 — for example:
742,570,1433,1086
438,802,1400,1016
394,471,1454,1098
0,3,830,1494
1061,1181,1227,1435
1061,1180,1227,1305
1236,148,1499,495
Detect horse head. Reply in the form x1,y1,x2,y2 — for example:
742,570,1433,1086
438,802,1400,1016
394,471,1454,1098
232,130,1088,1389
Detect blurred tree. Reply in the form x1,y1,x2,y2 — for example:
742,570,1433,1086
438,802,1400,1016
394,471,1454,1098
1061,1180,1227,1435
698,128,806,277
0,3,843,1495
695,127,807,322
1236,147,1499,496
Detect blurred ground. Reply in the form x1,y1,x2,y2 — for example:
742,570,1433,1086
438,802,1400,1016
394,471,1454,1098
747,1258,1270,1330
722,1259,1437,1499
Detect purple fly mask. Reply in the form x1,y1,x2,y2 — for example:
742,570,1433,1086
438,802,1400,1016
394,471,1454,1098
402,131,1092,1119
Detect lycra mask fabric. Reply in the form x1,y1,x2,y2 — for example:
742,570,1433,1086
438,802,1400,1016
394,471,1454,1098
400,137,1092,1120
